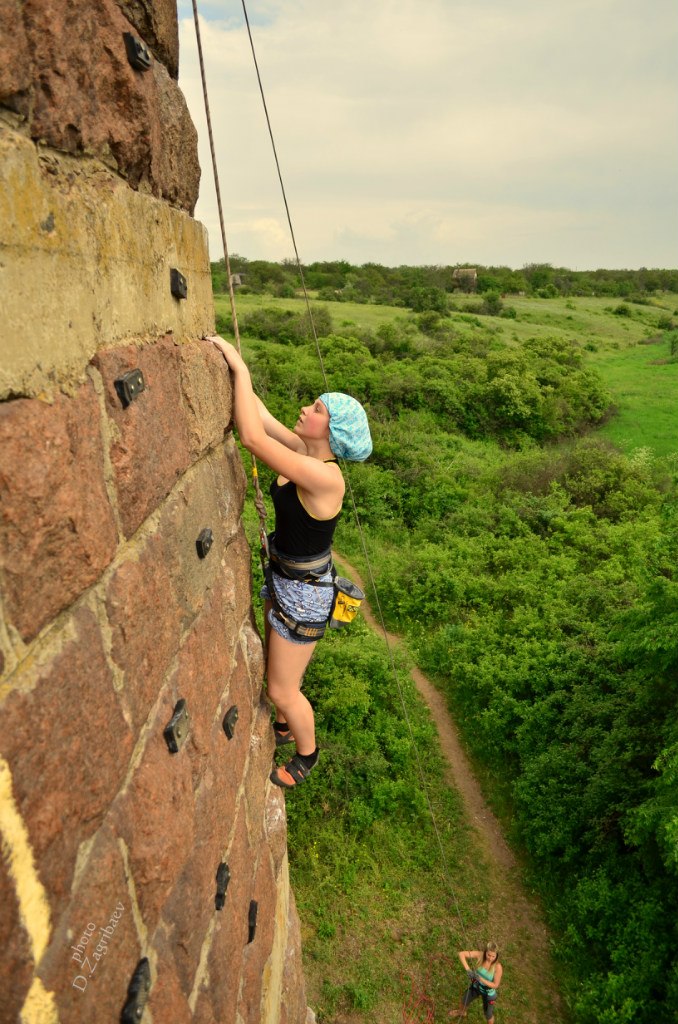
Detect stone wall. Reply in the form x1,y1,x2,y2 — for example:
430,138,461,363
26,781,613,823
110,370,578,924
0,2,309,1022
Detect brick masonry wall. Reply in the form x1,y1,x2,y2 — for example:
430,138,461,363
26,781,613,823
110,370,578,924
0,2,310,1022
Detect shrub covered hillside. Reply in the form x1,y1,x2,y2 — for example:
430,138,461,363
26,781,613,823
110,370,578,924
219,294,678,1023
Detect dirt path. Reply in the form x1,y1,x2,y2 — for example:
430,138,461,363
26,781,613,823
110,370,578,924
335,554,565,1023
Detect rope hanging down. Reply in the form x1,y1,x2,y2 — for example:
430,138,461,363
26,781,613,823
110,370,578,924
238,0,330,384
190,0,269,554
238,0,473,950
191,0,475,998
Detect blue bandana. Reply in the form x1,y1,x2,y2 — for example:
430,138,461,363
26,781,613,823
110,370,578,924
319,393,372,462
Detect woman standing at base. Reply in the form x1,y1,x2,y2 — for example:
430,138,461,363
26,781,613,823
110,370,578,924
450,944,502,1022
209,336,372,789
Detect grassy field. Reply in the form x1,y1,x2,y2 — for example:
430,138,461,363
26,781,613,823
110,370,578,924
487,293,678,457
215,289,407,334
215,290,678,458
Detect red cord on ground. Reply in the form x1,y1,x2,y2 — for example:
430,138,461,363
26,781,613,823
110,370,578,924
401,954,462,1023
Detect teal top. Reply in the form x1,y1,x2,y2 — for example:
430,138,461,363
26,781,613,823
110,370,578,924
476,965,497,999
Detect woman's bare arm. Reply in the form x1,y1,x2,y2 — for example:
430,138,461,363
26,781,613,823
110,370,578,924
458,950,482,972
209,338,305,452
210,337,341,499
254,394,306,452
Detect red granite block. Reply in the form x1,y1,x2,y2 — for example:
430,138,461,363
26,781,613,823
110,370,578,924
0,0,32,101
177,339,233,459
0,608,133,921
168,578,242,793
0,0,199,210
264,785,289,882
0,383,117,642
219,647,257,785
156,447,248,637
114,0,179,78
94,337,192,539
105,531,183,732
193,804,252,1024
244,700,277,852
237,851,277,1022
160,733,234,996
230,532,263,643
37,821,141,1022
146,936,193,1024
112,711,195,935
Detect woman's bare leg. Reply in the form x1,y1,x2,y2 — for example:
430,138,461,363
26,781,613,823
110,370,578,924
262,602,287,727
265,626,318,755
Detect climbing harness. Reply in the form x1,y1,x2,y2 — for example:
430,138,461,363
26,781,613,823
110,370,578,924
264,535,364,640
268,536,333,582
264,537,333,638
463,971,499,1013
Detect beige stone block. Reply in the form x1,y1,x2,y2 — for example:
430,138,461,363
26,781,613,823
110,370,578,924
0,127,214,400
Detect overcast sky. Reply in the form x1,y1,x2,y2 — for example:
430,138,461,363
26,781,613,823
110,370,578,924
177,0,678,270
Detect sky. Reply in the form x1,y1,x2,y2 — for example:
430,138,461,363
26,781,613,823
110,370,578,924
177,0,678,270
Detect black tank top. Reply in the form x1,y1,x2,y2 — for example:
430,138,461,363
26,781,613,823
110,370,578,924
269,465,342,557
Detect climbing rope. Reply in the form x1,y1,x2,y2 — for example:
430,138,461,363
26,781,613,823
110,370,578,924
191,1,475,1012
238,0,330,387
237,0,472,947
190,0,269,557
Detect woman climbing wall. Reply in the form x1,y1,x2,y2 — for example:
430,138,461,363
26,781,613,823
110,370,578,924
210,336,372,788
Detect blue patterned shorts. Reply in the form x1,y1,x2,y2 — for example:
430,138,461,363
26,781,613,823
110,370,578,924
260,568,334,645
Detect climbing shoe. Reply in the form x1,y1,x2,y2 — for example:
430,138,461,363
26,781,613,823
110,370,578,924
270,750,318,789
273,721,294,747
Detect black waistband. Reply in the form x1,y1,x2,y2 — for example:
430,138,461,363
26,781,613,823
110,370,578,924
267,535,333,581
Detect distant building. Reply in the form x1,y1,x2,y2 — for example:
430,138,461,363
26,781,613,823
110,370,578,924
452,267,478,292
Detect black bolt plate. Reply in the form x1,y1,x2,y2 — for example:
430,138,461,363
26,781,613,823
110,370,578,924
163,699,189,754
248,900,258,943
222,705,239,740
170,268,187,299
215,863,230,910
114,369,145,409
121,957,151,1023
123,32,152,72
196,528,213,559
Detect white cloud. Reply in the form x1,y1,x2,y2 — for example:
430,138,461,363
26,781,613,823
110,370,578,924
178,0,678,268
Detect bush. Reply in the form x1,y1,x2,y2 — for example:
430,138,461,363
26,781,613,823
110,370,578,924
407,287,448,314
481,292,503,317
238,305,333,345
